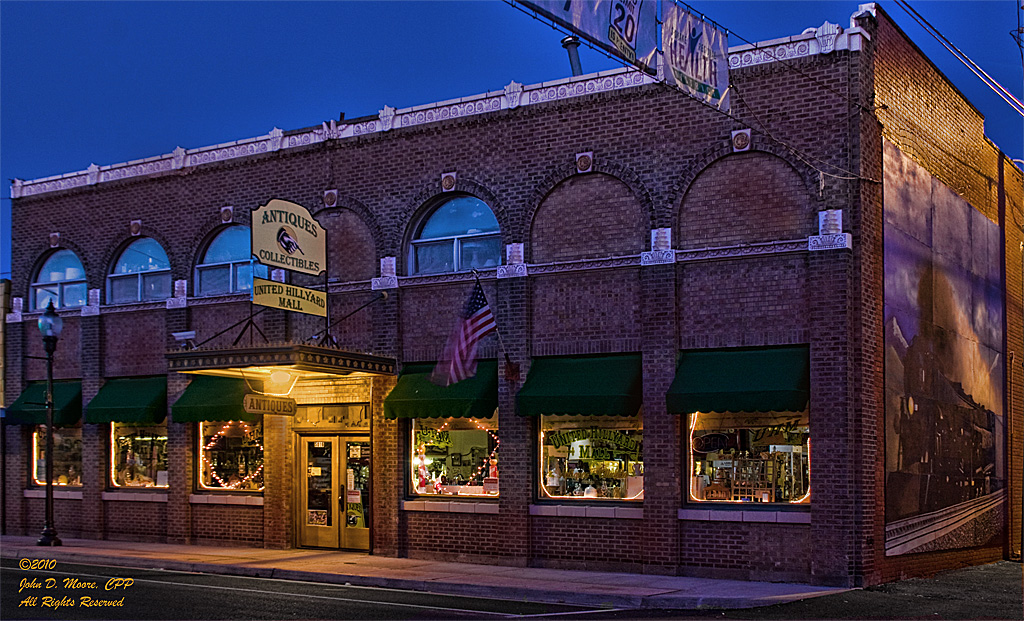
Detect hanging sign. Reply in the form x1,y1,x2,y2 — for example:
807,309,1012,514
243,393,297,416
251,199,326,276
662,3,730,110
252,277,327,317
519,0,657,73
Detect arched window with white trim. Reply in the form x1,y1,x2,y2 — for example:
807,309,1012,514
409,196,500,275
107,238,171,303
195,226,258,296
31,249,87,310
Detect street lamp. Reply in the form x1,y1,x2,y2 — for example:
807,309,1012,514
37,300,63,546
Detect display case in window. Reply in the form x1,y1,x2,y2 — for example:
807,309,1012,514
33,426,83,486
411,415,498,497
111,424,169,488
199,419,264,491
689,412,810,504
539,414,643,501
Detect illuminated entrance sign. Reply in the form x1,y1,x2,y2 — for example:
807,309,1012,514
251,199,326,276
243,393,297,417
252,277,327,317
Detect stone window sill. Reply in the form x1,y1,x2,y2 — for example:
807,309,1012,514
678,508,810,523
189,494,263,506
401,500,498,514
529,504,643,519
24,489,83,500
102,491,168,502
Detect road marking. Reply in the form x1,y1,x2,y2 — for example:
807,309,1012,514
514,609,630,618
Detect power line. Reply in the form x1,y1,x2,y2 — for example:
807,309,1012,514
894,0,1024,117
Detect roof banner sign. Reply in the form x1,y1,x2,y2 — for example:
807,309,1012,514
519,0,658,74
251,199,326,276
662,2,730,110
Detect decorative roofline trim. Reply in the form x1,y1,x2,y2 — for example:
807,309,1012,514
13,68,653,198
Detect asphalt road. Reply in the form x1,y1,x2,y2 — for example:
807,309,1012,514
2,558,1021,620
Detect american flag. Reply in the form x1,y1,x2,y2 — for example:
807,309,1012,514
431,281,497,386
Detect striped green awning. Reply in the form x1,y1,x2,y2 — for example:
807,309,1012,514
517,355,642,417
666,346,810,415
4,382,82,426
171,375,256,422
383,362,497,419
86,377,167,424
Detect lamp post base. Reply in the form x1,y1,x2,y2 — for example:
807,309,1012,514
37,527,62,546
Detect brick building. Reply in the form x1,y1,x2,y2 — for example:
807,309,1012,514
3,4,1021,587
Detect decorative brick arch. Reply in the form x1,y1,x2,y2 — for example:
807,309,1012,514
98,227,179,283
312,193,385,261
312,195,382,283
525,158,655,243
395,176,509,273
673,141,822,250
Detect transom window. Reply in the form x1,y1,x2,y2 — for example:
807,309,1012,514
31,249,87,310
108,238,172,304
410,196,500,275
195,226,261,296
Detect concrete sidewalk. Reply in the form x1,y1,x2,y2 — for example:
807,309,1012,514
0,535,847,610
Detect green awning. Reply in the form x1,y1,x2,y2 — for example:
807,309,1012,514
4,382,82,426
86,377,167,424
383,361,497,419
666,346,810,414
171,375,256,422
517,355,642,417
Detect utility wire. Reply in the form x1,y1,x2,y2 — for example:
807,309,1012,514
894,0,1024,117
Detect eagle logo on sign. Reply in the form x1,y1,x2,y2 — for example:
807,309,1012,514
277,226,304,255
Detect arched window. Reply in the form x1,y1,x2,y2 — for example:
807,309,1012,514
410,196,500,275
31,249,87,310
195,226,258,296
107,238,171,304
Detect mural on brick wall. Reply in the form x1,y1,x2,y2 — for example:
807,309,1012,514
883,140,1006,556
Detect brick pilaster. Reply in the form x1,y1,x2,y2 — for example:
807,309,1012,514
79,313,104,539
497,276,530,564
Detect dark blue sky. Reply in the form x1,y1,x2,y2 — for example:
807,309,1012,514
2,1,1022,280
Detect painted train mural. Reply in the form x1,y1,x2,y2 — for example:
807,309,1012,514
883,141,1006,556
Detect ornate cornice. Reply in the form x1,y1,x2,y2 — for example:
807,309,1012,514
676,240,807,262
13,68,654,199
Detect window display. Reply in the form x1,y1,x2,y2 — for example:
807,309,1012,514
539,414,643,501
111,424,169,488
32,426,82,487
688,413,810,503
411,416,498,497
199,419,264,491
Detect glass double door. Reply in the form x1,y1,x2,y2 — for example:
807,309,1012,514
298,436,370,550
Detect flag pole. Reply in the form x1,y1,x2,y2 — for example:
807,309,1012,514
471,269,520,382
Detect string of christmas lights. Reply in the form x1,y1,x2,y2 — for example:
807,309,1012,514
201,421,264,490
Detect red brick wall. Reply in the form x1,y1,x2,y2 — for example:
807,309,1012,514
317,208,377,283
531,173,646,263
530,270,641,355
678,152,815,250
530,517,644,570
104,500,168,542
102,310,166,377
404,512,508,563
679,522,813,582
190,504,264,545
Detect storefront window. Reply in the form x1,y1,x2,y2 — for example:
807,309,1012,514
111,424,169,488
688,413,810,504
32,426,83,487
411,415,498,497
198,419,264,491
539,414,643,501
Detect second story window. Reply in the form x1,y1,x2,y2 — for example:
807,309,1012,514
195,226,256,296
107,238,172,304
31,249,87,310
410,196,500,275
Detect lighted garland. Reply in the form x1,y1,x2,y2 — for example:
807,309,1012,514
419,418,499,489
201,421,264,490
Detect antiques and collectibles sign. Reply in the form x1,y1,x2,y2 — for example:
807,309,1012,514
243,393,297,416
251,199,326,276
